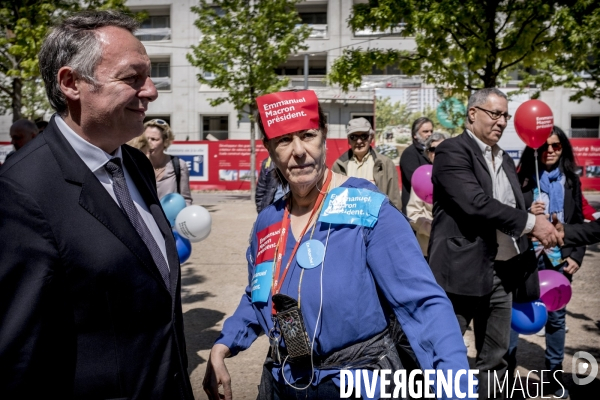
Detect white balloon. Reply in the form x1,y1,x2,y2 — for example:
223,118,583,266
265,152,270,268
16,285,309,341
174,205,212,243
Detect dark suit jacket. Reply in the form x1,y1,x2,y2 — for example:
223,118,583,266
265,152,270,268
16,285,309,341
399,140,431,214
565,219,600,246
428,131,530,297
0,117,194,399
521,175,586,265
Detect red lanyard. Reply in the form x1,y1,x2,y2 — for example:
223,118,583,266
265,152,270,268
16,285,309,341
270,170,332,315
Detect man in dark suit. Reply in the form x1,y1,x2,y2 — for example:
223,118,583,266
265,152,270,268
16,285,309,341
0,11,194,399
555,214,600,246
428,88,562,399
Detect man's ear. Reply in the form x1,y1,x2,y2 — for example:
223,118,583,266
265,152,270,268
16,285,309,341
58,66,80,101
467,107,476,124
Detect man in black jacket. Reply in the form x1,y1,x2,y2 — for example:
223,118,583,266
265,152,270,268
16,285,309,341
428,88,561,399
554,213,600,246
0,11,193,399
399,117,433,213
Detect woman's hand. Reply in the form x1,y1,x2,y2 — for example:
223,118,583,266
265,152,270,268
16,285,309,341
563,257,580,275
530,201,546,216
203,344,233,400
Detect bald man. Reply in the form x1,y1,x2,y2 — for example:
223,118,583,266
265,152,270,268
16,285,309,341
5,119,38,161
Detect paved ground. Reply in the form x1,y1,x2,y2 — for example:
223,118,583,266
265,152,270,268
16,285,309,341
183,191,600,399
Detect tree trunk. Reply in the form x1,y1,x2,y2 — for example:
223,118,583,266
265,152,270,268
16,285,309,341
12,77,22,122
250,105,257,202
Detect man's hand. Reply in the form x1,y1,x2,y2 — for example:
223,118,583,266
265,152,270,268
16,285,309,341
564,257,580,275
203,344,233,400
531,214,563,248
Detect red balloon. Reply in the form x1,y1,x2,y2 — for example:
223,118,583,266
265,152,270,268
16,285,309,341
514,99,554,149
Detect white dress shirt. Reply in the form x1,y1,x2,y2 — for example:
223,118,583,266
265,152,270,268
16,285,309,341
467,130,535,260
55,115,169,270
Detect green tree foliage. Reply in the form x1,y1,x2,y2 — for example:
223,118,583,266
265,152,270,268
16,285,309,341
522,0,600,103
0,0,129,123
375,96,411,135
187,0,311,198
328,0,567,93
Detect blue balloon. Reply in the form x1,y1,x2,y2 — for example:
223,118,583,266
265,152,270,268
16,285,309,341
511,300,548,335
173,230,192,264
160,193,186,226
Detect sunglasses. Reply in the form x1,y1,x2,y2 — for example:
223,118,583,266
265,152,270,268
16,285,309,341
541,142,562,152
349,133,371,142
148,119,168,126
474,106,512,121
427,146,437,153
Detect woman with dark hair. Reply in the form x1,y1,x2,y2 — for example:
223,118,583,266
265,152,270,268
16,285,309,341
399,117,434,213
202,90,470,400
508,126,585,398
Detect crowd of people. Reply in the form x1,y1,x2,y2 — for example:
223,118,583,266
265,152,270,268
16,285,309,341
2,8,600,400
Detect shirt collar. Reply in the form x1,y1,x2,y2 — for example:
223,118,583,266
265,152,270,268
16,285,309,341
55,114,122,173
352,150,371,164
466,129,503,158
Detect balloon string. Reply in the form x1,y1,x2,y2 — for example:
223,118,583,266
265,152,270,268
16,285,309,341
534,149,542,203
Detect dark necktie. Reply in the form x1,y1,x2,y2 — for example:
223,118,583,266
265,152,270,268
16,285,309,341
105,158,171,291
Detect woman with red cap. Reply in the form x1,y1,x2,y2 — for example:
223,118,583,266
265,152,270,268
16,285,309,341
203,90,470,400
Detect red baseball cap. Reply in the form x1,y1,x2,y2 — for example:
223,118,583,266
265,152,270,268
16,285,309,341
256,90,320,139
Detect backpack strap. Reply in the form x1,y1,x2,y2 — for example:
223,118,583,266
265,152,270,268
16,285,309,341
171,156,181,194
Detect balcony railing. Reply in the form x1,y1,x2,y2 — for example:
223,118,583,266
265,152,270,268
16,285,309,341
203,130,229,140
289,77,327,87
134,27,171,41
570,128,599,138
354,23,406,37
151,76,171,90
296,24,328,39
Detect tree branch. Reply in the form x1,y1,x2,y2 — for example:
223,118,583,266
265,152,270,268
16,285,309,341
497,10,540,53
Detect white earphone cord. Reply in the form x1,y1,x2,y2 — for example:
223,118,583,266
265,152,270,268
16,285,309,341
282,174,335,390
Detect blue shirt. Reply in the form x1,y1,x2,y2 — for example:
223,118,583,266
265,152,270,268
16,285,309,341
216,178,471,398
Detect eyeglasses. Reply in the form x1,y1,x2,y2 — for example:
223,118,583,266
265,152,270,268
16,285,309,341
427,146,437,153
474,106,512,121
148,119,168,126
349,133,371,142
541,142,562,152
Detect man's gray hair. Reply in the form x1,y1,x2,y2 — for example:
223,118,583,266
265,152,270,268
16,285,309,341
466,88,507,115
424,132,447,154
38,11,139,113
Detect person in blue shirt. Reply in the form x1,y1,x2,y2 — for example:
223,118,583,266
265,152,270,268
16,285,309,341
202,90,472,400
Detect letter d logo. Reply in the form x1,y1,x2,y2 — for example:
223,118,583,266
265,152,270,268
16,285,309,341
572,351,598,385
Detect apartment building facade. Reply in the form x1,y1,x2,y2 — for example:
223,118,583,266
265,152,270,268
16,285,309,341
0,0,599,142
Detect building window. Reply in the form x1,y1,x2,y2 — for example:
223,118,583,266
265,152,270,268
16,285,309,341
202,115,229,140
299,12,327,25
275,56,327,76
371,64,402,75
136,15,171,41
151,61,171,90
571,116,600,138
297,6,327,38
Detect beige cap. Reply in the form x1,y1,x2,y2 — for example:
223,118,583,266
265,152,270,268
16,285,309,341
346,117,374,135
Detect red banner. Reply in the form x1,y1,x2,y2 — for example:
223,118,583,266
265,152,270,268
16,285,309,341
571,138,600,191
166,139,352,191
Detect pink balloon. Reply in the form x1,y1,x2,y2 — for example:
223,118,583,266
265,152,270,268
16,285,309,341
539,269,572,312
411,165,433,204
